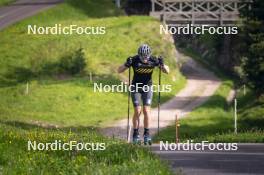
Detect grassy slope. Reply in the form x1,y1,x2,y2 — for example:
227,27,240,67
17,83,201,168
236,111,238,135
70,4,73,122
236,89,264,131
0,0,14,6
155,49,264,143
0,123,172,174
0,0,186,127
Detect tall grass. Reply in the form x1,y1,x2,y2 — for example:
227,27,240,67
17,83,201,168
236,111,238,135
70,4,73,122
0,122,172,174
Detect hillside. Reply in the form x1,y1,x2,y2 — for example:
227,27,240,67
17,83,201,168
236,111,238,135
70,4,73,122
0,0,185,127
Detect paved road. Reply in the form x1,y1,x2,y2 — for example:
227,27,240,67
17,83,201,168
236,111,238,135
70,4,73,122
150,143,264,175
0,0,63,30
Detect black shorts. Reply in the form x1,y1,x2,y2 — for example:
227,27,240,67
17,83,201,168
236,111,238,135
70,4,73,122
131,85,153,107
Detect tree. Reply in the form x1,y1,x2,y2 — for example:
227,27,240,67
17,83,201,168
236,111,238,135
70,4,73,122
240,0,264,95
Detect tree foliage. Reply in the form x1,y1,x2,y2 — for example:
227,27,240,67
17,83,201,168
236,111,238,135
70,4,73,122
240,0,264,95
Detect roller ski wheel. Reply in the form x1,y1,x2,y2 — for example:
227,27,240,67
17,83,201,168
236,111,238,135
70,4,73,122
143,135,152,145
132,134,141,145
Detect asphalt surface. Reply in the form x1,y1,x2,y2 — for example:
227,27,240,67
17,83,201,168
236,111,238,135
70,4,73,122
150,143,264,175
0,0,63,30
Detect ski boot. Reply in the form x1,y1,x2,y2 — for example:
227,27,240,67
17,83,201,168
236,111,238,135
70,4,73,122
143,134,152,145
132,133,141,145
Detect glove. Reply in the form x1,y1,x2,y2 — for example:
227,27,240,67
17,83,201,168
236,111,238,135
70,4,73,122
158,56,164,67
124,57,133,67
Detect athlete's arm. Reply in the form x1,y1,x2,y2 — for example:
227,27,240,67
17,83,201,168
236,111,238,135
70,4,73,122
117,57,133,73
117,65,128,73
158,56,169,74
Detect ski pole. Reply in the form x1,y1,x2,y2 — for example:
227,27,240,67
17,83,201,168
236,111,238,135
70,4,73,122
127,66,131,142
158,66,161,136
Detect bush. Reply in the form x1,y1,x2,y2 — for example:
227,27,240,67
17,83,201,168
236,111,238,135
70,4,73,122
59,47,87,75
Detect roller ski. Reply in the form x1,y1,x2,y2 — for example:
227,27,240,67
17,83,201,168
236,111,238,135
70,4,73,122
143,134,152,145
132,133,141,145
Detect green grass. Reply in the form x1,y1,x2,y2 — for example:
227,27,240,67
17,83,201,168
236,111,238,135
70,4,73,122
0,0,14,6
236,88,264,131
181,47,228,79
0,122,172,174
0,0,186,127
154,48,264,143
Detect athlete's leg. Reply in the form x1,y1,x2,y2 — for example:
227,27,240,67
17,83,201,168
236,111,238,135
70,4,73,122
142,105,151,144
131,90,141,133
142,105,150,129
133,106,141,129
142,87,153,134
131,106,141,144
